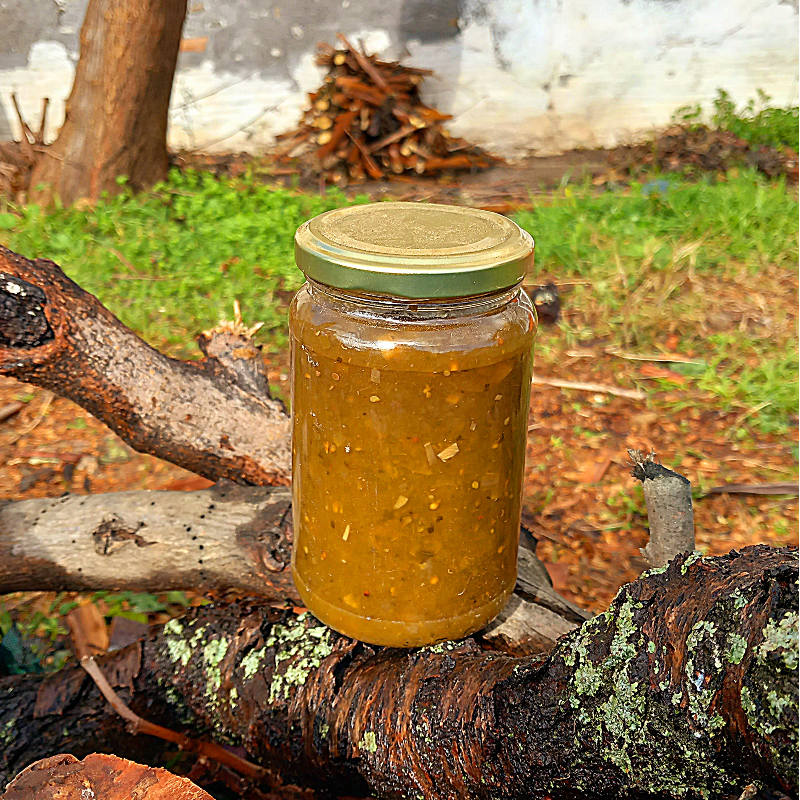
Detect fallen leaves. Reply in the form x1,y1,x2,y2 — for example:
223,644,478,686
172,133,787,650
561,450,615,484
606,123,798,183
638,364,688,385
1,753,214,799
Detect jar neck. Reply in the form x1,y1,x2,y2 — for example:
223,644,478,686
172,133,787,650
306,278,523,319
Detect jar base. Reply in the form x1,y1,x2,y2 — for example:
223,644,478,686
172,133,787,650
292,572,515,648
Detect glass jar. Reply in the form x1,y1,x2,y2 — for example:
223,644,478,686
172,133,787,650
290,202,536,647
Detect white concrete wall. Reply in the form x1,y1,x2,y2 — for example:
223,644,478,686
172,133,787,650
0,0,797,158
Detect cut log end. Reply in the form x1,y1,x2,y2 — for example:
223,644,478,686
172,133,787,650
0,268,54,349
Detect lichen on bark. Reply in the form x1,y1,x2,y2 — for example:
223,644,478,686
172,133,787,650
741,609,799,785
263,612,335,702
550,583,737,798
6,547,792,798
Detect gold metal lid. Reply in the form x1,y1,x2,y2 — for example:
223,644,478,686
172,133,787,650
294,202,534,298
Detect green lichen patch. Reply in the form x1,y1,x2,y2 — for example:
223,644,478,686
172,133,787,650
241,646,267,680
555,583,739,798
264,615,335,703
683,620,725,735
729,588,747,610
360,730,378,754
164,618,183,636
203,637,229,703
740,609,799,784
640,563,669,579
164,621,206,668
559,593,648,771
0,717,15,747
758,612,798,672
680,551,705,575
726,633,748,665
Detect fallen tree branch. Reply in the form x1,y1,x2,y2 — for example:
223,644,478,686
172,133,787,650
0,485,298,599
1,546,796,798
0,401,23,423
0,485,578,655
706,482,799,497
0,246,291,485
531,374,646,400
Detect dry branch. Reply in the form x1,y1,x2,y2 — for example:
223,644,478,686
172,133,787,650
0,485,298,600
0,485,579,657
80,655,270,781
0,246,291,485
1,546,796,798
630,449,695,568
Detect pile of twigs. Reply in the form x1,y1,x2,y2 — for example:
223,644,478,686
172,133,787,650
275,35,497,184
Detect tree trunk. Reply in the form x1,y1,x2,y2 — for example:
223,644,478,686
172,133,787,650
0,246,292,485
1,546,796,798
28,0,188,206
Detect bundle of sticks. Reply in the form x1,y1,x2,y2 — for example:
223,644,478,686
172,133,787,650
275,35,498,184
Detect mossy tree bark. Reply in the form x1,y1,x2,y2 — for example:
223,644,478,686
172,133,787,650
28,0,188,206
1,547,797,799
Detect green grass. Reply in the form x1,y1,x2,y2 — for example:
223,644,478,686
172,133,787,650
514,173,798,433
1,167,797,433
674,89,799,151
1,171,369,354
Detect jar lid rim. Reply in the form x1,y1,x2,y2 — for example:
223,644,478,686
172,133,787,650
295,202,534,298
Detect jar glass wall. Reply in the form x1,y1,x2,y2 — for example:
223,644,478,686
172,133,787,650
290,279,536,646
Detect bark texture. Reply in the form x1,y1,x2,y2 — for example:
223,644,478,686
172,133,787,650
28,0,188,206
1,546,796,799
0,485,298,600
0,247,291,484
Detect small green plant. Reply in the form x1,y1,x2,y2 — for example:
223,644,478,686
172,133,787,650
673,89,799,150
712,89,799,151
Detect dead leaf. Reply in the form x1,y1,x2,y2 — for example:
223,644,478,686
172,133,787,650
1,753,214,799
108,618,149,652
638,364,687,384
33,669,87,717
562,451,614,484
100,642,142,692
164,475,215,491
66,603,109,659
